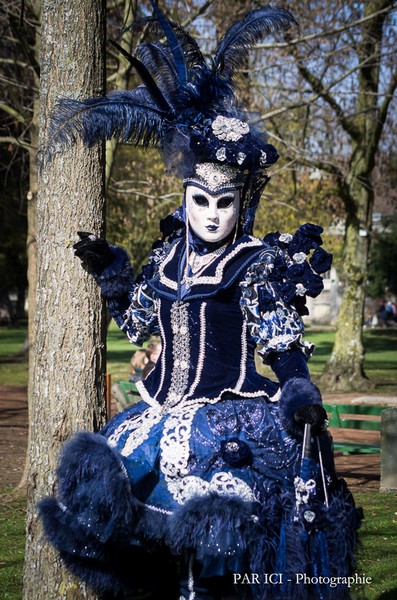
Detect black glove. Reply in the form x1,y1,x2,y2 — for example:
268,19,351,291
73,231,114,272
293,404,328,436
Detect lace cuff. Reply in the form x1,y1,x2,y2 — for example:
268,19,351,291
121,283,159,345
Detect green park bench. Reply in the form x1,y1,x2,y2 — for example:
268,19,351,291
111,380,141,411
323,403,383,455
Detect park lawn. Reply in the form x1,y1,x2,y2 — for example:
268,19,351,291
0,496,26,600
0,491,396,600
1,322,397,391
0,326,29,387
305,327,397,393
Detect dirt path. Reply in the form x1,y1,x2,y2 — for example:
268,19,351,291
0,386,381,493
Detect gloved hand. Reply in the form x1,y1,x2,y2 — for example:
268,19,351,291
73,231,114,272
294,404,328,436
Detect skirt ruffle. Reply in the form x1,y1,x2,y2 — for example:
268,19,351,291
38,402,363,599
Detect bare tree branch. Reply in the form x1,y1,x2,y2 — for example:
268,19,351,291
266,129,345,178
371,67,397,150
0,102,26,123
0,135,33,151
290,53,361,141
256,4,395,50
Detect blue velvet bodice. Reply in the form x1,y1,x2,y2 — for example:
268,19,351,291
132,235,277,405
138,290,279,407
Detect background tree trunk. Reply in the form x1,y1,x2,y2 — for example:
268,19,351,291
320,0,393,391
19,0,41,490
23,0,106,598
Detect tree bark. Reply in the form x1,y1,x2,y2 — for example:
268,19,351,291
321,169,373,391
23,1,106,599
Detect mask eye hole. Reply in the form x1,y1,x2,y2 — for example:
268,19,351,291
217,197,234,209
192,195,209,207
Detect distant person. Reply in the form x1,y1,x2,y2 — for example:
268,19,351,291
129,349,149,383
141,341,161,380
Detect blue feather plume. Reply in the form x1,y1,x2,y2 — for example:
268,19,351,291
110,40,172,114
135,42,181,105
214,6,298,80
131,16,206,73
46,2,298,175
48,88,167,153
148,0,188,88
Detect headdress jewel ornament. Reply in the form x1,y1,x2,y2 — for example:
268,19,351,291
47,1,298,230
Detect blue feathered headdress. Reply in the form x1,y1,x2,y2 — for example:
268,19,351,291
47,0,298,183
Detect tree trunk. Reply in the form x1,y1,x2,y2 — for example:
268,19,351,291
321,172,373,391
18,94,40,492
23,1,106,599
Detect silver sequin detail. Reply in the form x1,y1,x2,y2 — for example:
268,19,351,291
186,302,207,399
211,115,249,142
224,441,240,452
164,302,191,408
185,162,243,193
216,147,227,161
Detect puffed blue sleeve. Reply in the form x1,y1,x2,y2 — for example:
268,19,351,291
240,223,332,436
239,223,332,364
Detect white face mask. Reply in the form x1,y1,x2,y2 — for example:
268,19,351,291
185,185,240,243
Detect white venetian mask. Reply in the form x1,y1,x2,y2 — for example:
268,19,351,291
185,185,241,243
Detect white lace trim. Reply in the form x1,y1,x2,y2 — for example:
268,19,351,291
185,302,207,399
107,404,163,456
158,243,179,290
163,302,191,408
160,401,255,504
159,238,263,291
154,298,167,401
235,321,247,393
108,392,269,504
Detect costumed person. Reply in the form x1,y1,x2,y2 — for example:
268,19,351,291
39,3,363,599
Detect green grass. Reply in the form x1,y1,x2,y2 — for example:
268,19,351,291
0,492,396,599
0,496,26,600
0,326,29,387
2,323,397,391
353,491,397,599
304,328,397,393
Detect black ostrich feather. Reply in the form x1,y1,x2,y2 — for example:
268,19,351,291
47,88,167,153
110,40,172,115
213,6,298,80
148,0,188,88
135,42,180,105
129,16,206,74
